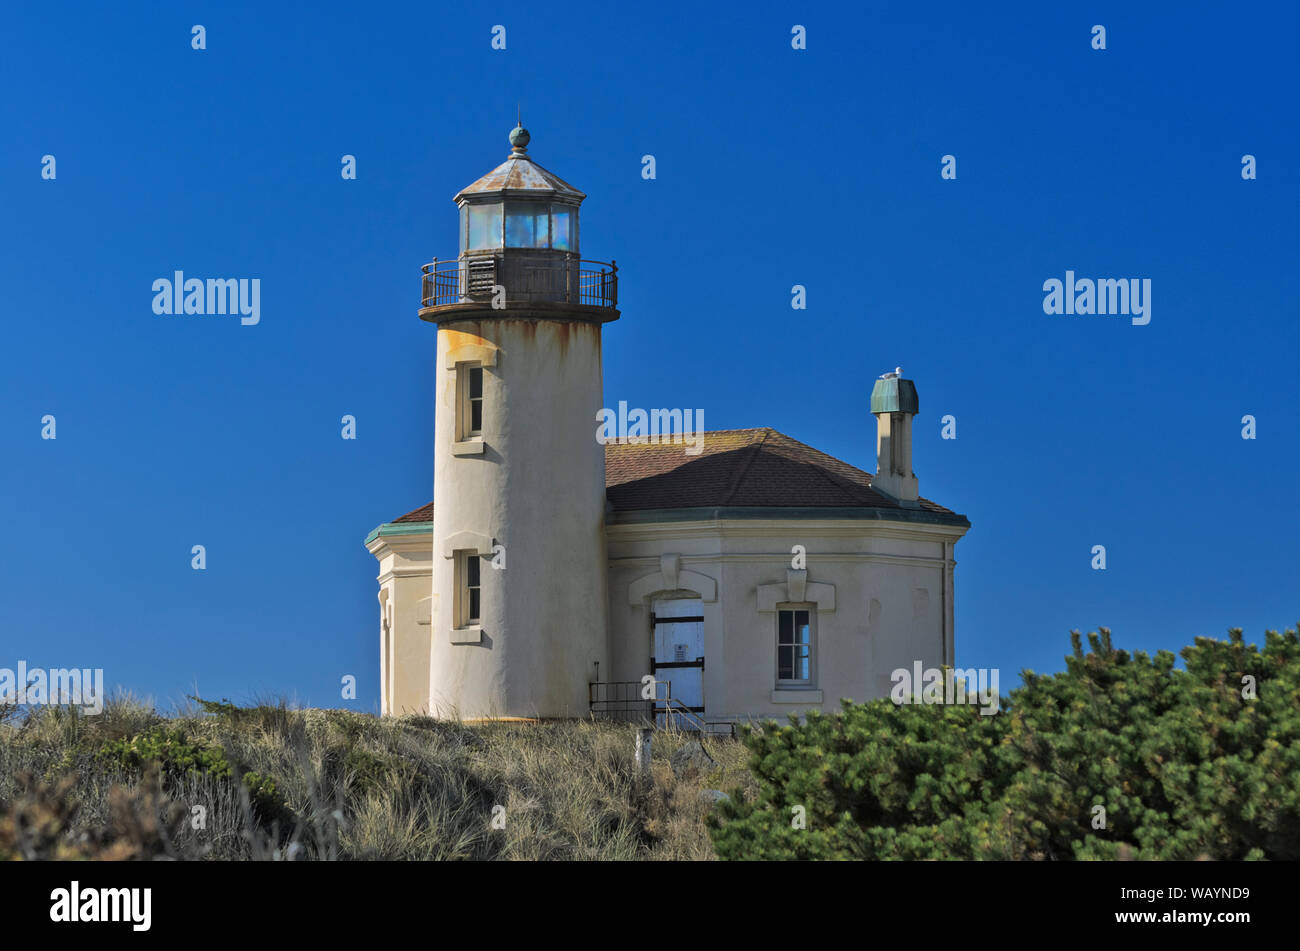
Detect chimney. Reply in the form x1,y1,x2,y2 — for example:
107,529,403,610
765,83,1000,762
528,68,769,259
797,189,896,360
870,374,919,505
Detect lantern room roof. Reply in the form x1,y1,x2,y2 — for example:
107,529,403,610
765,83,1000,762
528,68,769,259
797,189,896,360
454,125,586,203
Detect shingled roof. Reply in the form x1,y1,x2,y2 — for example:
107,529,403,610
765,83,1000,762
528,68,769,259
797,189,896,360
392,502,434,524
605,427,960,514
381,428,966,531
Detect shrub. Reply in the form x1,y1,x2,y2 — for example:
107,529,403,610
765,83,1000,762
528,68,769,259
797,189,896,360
97,725,290,828
99,726,230,782
711,624,1300,860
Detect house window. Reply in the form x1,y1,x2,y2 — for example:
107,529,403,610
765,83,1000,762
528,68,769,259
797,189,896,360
456,550,481,627
777,606,815,686
456,363,484,439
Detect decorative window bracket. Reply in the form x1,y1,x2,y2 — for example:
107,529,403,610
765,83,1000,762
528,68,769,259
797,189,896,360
757,569,835,612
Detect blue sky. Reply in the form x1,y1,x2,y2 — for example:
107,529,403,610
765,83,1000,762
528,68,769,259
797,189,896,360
1,1,1296,713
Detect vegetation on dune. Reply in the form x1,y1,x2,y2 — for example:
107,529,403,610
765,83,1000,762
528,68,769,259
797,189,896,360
0,697,754,860
711,626,1300,860
3,624,1296,861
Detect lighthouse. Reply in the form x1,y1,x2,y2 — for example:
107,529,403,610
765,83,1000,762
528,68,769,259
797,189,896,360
367,125,970,725
419,125,618,719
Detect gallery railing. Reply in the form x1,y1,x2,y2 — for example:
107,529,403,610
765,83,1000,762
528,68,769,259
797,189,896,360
421,256,617,309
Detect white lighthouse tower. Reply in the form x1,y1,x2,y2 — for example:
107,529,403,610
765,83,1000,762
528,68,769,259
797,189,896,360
419,125,618,719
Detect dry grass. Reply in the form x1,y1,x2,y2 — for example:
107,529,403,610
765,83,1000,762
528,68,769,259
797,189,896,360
0,697,756,860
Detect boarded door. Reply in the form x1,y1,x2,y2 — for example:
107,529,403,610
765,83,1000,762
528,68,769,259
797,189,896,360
651,598,704,724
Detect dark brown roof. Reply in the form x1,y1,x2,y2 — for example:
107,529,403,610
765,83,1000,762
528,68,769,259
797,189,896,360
385,429,964,527
392,501,434,523
605,428,958,515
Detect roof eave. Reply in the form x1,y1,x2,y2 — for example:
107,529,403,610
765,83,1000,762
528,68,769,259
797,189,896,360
454,187,586,204
364,520,434,548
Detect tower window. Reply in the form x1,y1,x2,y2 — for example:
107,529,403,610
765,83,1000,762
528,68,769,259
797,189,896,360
456,550,481,627
776,606,816,686
468,366,483,433
456,363,484,439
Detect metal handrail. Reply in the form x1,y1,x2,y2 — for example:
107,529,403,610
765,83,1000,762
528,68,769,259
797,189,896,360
659,696,708,733
421,255,618,309
588,679,734,736
588,679,664,725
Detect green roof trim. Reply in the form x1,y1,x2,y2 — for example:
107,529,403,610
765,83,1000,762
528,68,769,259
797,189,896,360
608,505,969,528
364,521,433,545
367,504,970,544
870,378,919,415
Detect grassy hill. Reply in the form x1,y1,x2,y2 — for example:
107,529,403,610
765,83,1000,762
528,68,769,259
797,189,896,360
0,699,755,860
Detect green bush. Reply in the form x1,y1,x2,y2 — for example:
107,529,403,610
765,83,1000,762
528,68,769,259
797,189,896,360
711,625,1300,860
97,725,289,826
98,726,231,781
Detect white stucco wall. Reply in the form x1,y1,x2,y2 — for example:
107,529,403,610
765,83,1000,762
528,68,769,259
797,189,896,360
366,531,434,716
371,513,965,723
605,517,967,723
428,317,609,719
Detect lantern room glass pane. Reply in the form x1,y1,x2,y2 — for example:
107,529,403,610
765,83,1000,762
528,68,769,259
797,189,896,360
505,202,549,248
551,205,573,250
467,203,502,250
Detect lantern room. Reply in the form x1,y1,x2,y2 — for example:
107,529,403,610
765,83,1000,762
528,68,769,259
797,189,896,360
420,125,617,315
456,126,582,254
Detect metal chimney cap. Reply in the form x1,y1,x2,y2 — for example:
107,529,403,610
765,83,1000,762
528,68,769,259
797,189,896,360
870,377,919,415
